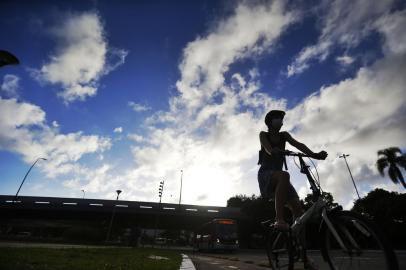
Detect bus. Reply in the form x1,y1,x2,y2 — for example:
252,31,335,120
194,219,239,252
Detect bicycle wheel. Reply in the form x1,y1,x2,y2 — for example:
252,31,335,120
321,211,398,270
265,229,294,270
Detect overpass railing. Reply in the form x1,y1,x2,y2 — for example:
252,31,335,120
0,195,242,218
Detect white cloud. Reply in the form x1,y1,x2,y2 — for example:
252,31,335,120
287,0,395,76
0,97,111,178
63,164,118,193
120,1,406,208
41,2,285,202
128,133,145,143
118,1,295,205
374,9,406,56
336,55,355,66
1,74,20,98
28,1,404,208
113,127,123,133
175,0,296,111
286,36,406,207
31,12,128,103
128,101,151,112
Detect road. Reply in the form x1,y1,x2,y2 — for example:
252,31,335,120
189,249,406,270
189,254,268,270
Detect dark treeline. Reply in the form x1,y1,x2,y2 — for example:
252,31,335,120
352,188,406,249
227,188,405,249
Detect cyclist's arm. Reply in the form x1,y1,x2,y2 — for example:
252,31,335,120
259,131,274,156
284,132,316,157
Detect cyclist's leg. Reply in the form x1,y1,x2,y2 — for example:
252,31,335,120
287,197,302,220
270,171,291,226
283,177,302,221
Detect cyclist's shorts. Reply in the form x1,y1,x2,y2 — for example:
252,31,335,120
257,167,299,200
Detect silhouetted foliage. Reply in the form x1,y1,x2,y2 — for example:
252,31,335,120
227,192,340,248
352,188,406,249
0,50,19,67
376,147,406,188
227,194,275,248
228,190,406,249
302,192,340,211
227,194,275,221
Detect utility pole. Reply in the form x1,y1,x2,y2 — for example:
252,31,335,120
339,154,361,200
178,170,183,207
14,157,47,203
106,190,122,242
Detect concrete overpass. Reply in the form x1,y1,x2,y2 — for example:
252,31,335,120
0,195,246,243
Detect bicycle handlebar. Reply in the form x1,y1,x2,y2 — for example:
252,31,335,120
279,150,313,158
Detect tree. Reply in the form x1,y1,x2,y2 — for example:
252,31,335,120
227,194,275,221
302,192,340,211
352,188,406,249
0,50,19,67
227,194,275,248
376,147,406,188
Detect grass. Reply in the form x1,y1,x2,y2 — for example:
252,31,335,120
0,247,182,270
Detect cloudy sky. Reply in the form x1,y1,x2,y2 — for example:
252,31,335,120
1,0,405,208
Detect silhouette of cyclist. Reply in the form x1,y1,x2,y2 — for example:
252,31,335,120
258,110,328,230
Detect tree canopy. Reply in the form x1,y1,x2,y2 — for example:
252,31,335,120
376,147,406,188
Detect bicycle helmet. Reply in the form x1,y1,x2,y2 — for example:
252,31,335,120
265,110,285,127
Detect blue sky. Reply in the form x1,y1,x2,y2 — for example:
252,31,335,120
1,0,405,207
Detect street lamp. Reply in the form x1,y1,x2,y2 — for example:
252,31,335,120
339,153,361,200
14,157,47,203
106,189,123,242
116,190,122,200
81,189,85,199
178,170,183,207
154,181,164,246
158,181,164,203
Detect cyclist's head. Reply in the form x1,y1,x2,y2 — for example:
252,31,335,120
265,110,285,131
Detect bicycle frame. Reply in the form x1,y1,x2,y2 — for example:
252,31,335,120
287,152,350,253
266,152,398,270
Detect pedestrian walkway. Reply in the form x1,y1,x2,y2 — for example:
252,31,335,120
180,254,196,270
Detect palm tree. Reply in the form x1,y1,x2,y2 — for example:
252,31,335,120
376,147,406,189
0,50,19,68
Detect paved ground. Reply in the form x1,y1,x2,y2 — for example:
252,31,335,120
189,254,269,270
189,249,406,270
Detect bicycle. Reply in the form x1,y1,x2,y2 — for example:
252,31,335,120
262,150,399,270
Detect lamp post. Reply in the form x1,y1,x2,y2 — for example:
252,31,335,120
116,190,122,200
178,170,183,208
106,189,122,242
81,189,85,199
339,154,361,200
154,181,164,246
14,157,47,203
158,181,164,204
